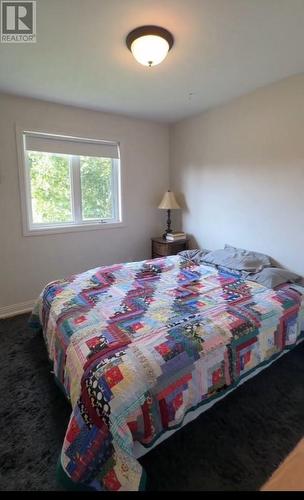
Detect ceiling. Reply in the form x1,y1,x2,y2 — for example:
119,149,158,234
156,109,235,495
1,0,304,123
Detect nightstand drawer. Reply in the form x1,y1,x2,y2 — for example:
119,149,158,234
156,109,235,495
153,241,169,256
170,241,188,252
151,237,189,259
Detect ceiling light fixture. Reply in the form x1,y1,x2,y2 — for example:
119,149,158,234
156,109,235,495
126,25,174,67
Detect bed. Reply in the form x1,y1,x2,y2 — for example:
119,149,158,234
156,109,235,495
29,253,304,491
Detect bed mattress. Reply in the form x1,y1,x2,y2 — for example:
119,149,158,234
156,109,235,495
30,255,304,491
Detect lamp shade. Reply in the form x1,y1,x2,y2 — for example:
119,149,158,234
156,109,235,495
158,190,181,210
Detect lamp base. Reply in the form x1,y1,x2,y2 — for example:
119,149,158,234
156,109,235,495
162,209,172,240
162,229,172,239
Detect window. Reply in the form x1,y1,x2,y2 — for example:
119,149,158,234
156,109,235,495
19,132,122,234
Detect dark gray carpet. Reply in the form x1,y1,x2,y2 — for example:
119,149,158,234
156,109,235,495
1,313,304,491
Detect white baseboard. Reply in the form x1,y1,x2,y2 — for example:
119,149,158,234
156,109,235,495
0,299,35,319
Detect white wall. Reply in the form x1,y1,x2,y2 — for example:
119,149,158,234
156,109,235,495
0,93,170,311
171,74,304,275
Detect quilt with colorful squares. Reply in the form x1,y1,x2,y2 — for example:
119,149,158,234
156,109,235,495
30,255,304,491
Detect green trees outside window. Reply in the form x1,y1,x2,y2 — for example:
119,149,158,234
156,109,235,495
29,152,72,223
80,156,113,220
28,152,114,224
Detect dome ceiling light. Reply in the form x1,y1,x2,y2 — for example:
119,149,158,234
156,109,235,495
126,25,174,67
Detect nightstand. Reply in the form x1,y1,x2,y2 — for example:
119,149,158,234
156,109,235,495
151,237,189,259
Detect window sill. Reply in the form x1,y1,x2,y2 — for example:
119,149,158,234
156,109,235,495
23,221,126,237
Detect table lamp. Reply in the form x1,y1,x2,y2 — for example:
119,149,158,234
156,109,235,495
158,190,181,239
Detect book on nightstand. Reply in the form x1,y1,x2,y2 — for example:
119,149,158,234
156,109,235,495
166,231,186,241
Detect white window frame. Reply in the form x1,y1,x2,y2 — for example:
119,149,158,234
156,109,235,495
16,126,125,236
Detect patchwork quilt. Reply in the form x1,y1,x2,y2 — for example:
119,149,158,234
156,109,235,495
30,255,304,491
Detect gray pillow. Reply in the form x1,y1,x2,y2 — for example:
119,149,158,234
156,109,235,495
224,244,273,267
244,267,301,289
178,249,210,264
202,246,272,273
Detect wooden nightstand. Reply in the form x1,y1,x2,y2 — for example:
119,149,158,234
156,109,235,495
151,237,189,259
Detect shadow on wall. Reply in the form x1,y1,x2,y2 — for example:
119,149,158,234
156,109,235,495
172,192,201,251
189,234,199,250
175,191,188,213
